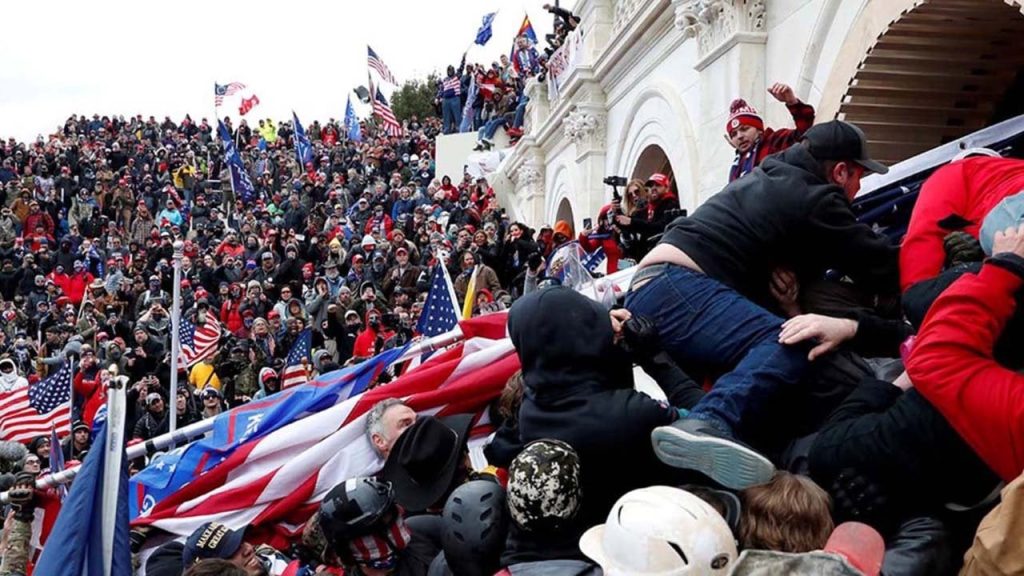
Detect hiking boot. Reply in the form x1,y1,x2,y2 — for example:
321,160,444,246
651,418,775,490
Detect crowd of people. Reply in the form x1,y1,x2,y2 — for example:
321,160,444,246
1,69,1024,576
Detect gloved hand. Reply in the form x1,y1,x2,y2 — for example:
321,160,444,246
830,468,893,533
9,472,37,523
620,314,659,355
943,231,984,268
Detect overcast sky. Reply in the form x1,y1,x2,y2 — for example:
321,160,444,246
0,0,558,141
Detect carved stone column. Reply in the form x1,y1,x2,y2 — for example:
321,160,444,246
673,0,768,199
673,0,767,69
563,105,608,226
512,159,547,226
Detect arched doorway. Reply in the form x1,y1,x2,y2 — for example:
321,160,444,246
630,144,679,197
555,197,574,229
838,0,1024,166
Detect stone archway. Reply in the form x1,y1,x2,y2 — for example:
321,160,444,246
630,144,678,198
830,0,1024,166
555,197,575,229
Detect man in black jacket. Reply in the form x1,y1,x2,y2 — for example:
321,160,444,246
627,121,898,490
510,287,702,532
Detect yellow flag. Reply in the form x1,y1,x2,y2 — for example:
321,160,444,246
462,265,478,320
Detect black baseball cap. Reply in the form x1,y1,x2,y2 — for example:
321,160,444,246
801,120,888,175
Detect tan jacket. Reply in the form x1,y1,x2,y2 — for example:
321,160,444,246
961,473,1023,575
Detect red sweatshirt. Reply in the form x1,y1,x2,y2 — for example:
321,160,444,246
900,157,1024,291
907,258,1024,481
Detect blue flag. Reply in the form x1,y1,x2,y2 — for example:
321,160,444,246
217,120,256,203
345,96,362,142
35,419,131,576
293,111,313,166
475,12,497,45
49,426,67,501
129,344,409,519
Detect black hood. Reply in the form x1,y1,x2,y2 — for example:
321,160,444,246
508,287,632,404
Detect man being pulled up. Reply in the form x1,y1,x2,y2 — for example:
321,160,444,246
627,120,898,490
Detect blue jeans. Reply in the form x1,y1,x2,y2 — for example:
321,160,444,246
477,117,507,141
442,97,462,134
513,95,529,128
625,265,808,436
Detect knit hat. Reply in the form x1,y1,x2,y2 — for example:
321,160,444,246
507,439,582,533
726,98,764,134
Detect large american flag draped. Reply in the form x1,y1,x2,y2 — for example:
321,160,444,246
367,46,397,85
370,82,403,137
416,264,460,337
0,363,72,444
179,310,222,369
214,82,246,107
281,329,312,389
132,315,515,549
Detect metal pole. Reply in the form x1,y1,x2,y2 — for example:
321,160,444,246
100,374,127,576
68,358,75,424
169,240,184,434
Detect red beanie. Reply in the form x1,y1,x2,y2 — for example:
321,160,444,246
726,98,764,134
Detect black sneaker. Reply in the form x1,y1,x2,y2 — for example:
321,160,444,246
651,418,775,490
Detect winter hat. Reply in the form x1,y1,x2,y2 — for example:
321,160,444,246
726,98,764,134
507,439,582,533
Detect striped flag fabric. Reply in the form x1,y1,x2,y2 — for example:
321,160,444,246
281,329,312,389
131,316,516,548
367,46,397,85
0,363,72,444
214,82,246,107
128,345,409,520
179,310,222,369
370,82,403,137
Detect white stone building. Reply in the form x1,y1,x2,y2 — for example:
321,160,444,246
491,0,1024,229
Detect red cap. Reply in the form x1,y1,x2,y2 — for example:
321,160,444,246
646,173,671,188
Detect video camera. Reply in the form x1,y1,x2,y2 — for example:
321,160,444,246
604,176,627,218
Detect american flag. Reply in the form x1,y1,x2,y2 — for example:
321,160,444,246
0,363,71,444
367,46,397,85
417,264,460,337
214,82,246,107
131,315,517,549
281,329,312,389
371,82,403,137
179,310,222,369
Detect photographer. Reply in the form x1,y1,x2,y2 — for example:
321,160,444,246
611,173,682,255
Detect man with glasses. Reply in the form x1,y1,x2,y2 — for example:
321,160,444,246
133,391,169,441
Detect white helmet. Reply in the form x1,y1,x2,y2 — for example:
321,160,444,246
579,486,737,576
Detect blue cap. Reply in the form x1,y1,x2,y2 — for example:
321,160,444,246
182,522,245,566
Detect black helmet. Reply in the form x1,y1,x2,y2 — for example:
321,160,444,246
441,479,510,576
319,478,397,547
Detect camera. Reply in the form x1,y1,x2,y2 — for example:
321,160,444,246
603,176,627,187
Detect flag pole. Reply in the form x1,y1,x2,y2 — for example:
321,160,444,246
100,375,127,576
68,357,75,424
169,240,184,434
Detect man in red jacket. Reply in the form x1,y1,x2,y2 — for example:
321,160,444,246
727,83,816,182
908,222,1024,482
900,154,1024,292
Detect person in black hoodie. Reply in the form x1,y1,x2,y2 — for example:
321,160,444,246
627,121,898,491
508,286,698,534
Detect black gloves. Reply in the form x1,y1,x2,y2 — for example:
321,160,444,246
943,231,984,269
